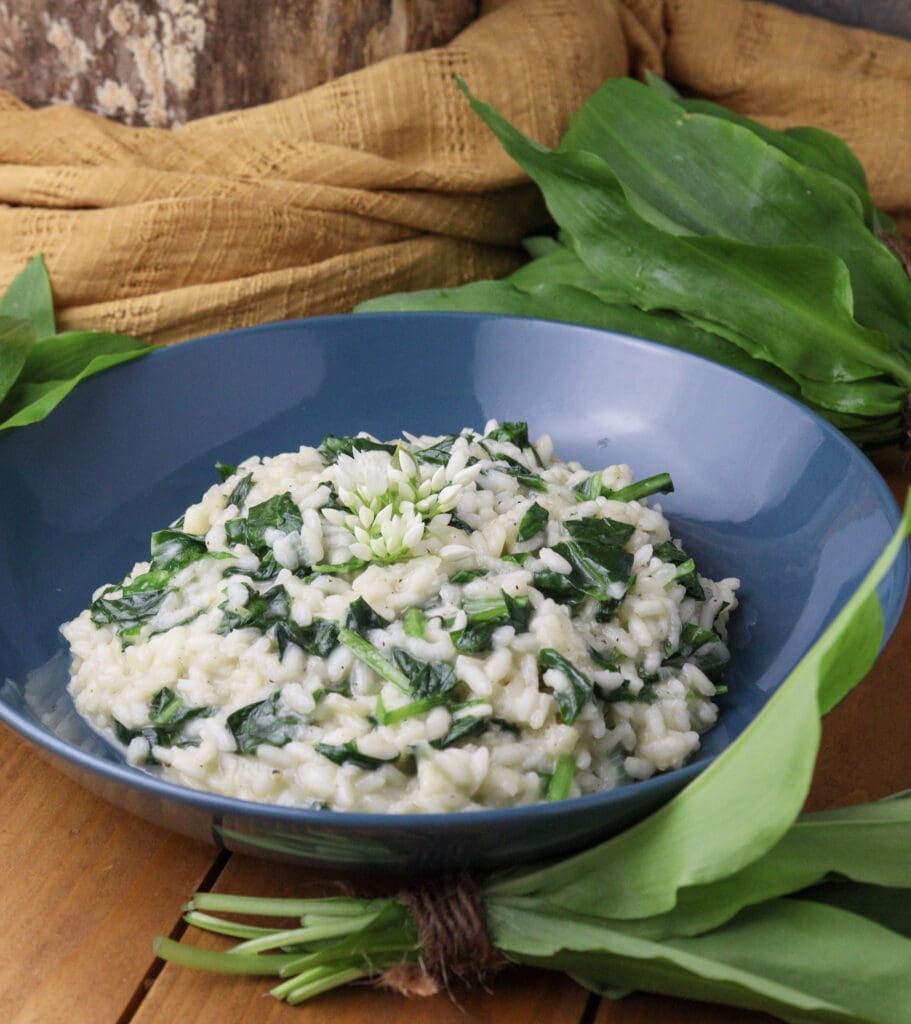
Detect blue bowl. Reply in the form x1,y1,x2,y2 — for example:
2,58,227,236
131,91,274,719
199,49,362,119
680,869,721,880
0,313,906,872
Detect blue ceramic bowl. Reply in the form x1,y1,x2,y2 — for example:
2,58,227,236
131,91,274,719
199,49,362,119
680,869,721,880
0,313,906,873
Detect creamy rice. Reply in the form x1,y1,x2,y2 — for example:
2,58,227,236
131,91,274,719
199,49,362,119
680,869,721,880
62,422,739,813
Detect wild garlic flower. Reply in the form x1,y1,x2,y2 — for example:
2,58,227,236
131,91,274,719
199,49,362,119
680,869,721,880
321,440,480,564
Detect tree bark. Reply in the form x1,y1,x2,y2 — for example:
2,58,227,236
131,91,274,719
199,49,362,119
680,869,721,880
0,1,480,126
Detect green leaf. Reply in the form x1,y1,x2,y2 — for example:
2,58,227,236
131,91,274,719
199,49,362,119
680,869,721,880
653,540,705,600
538,648,593,724
19,330,146,383
0,254,55,340
485,421,530,447
218,584,291,636
430,712,489,749
561,78,911,350
314,740,398,770
228,693,298,754
274,618,340,659
601,794,911,942
413,433,464,465
517,501,548,542
488,492,911,920
452,591,531,652
456,80,911,391
318,434,396,464
402,606,426,639
550,533,633,606
0,347,150,432
646,71,880,233
149,528,210,574
0,316,35,407
227,473,254,511
149,686,212,733
90,579,171,633
487,898,911,1024
345,597,390,636
225,493,302,557
390,648,458,699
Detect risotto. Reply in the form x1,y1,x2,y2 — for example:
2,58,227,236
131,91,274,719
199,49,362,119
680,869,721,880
62,422,739,813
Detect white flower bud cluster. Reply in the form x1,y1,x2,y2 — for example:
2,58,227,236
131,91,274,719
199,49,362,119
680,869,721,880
321,437,480,565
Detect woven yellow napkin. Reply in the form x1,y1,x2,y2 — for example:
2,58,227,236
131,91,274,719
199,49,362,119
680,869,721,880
0,0,908,345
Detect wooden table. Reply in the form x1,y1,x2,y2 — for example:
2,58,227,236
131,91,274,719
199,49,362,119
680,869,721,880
2,451,909,1024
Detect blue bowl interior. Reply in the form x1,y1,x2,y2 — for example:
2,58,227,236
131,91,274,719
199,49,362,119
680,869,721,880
0,312,906,872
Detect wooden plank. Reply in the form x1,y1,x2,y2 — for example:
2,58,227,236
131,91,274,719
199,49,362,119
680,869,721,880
0,723,218,1024
133,852,593,1023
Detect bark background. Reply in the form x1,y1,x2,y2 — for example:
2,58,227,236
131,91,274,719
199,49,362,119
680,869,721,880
0,0,480,126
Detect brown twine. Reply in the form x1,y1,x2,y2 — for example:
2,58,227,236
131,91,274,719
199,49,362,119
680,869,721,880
375,876,507,998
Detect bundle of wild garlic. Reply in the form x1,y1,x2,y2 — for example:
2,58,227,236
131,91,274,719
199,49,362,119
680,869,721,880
157,497,911,1022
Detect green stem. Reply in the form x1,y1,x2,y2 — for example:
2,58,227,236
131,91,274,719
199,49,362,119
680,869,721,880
182,911,278,940
279,928,418,977
152,936,298,976
604,472,674,504
282,965,371,1005
338,627,411,693
186,892,315,917
228,919,360,956
547,754,577,802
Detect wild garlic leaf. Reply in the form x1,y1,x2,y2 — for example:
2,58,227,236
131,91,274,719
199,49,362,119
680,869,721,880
518,501,548,542
561,77,911,348
453,591,531,652
430,713,489,750
0,316,35,407
345,596,391,636
89,581,171,631
217,584,291,635
457,80,911,392
274,618,339,659
0,254,55,340
148,686,212,734
607,793,911,943
402,606,427,638
538,648,593,724
149,528,210,574
550,534,633,605
485,421,530,447
19,330,146,383
315,740,398,770
654,540,705,599
224,493,302,556
227,472,254,510
318,434,396,464
486,898,911,1024
414,434,464,465
0,347,150,432
228,693,298,755
390,648,458,699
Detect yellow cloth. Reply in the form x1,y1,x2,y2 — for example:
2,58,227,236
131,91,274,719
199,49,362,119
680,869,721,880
0,0,908,345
